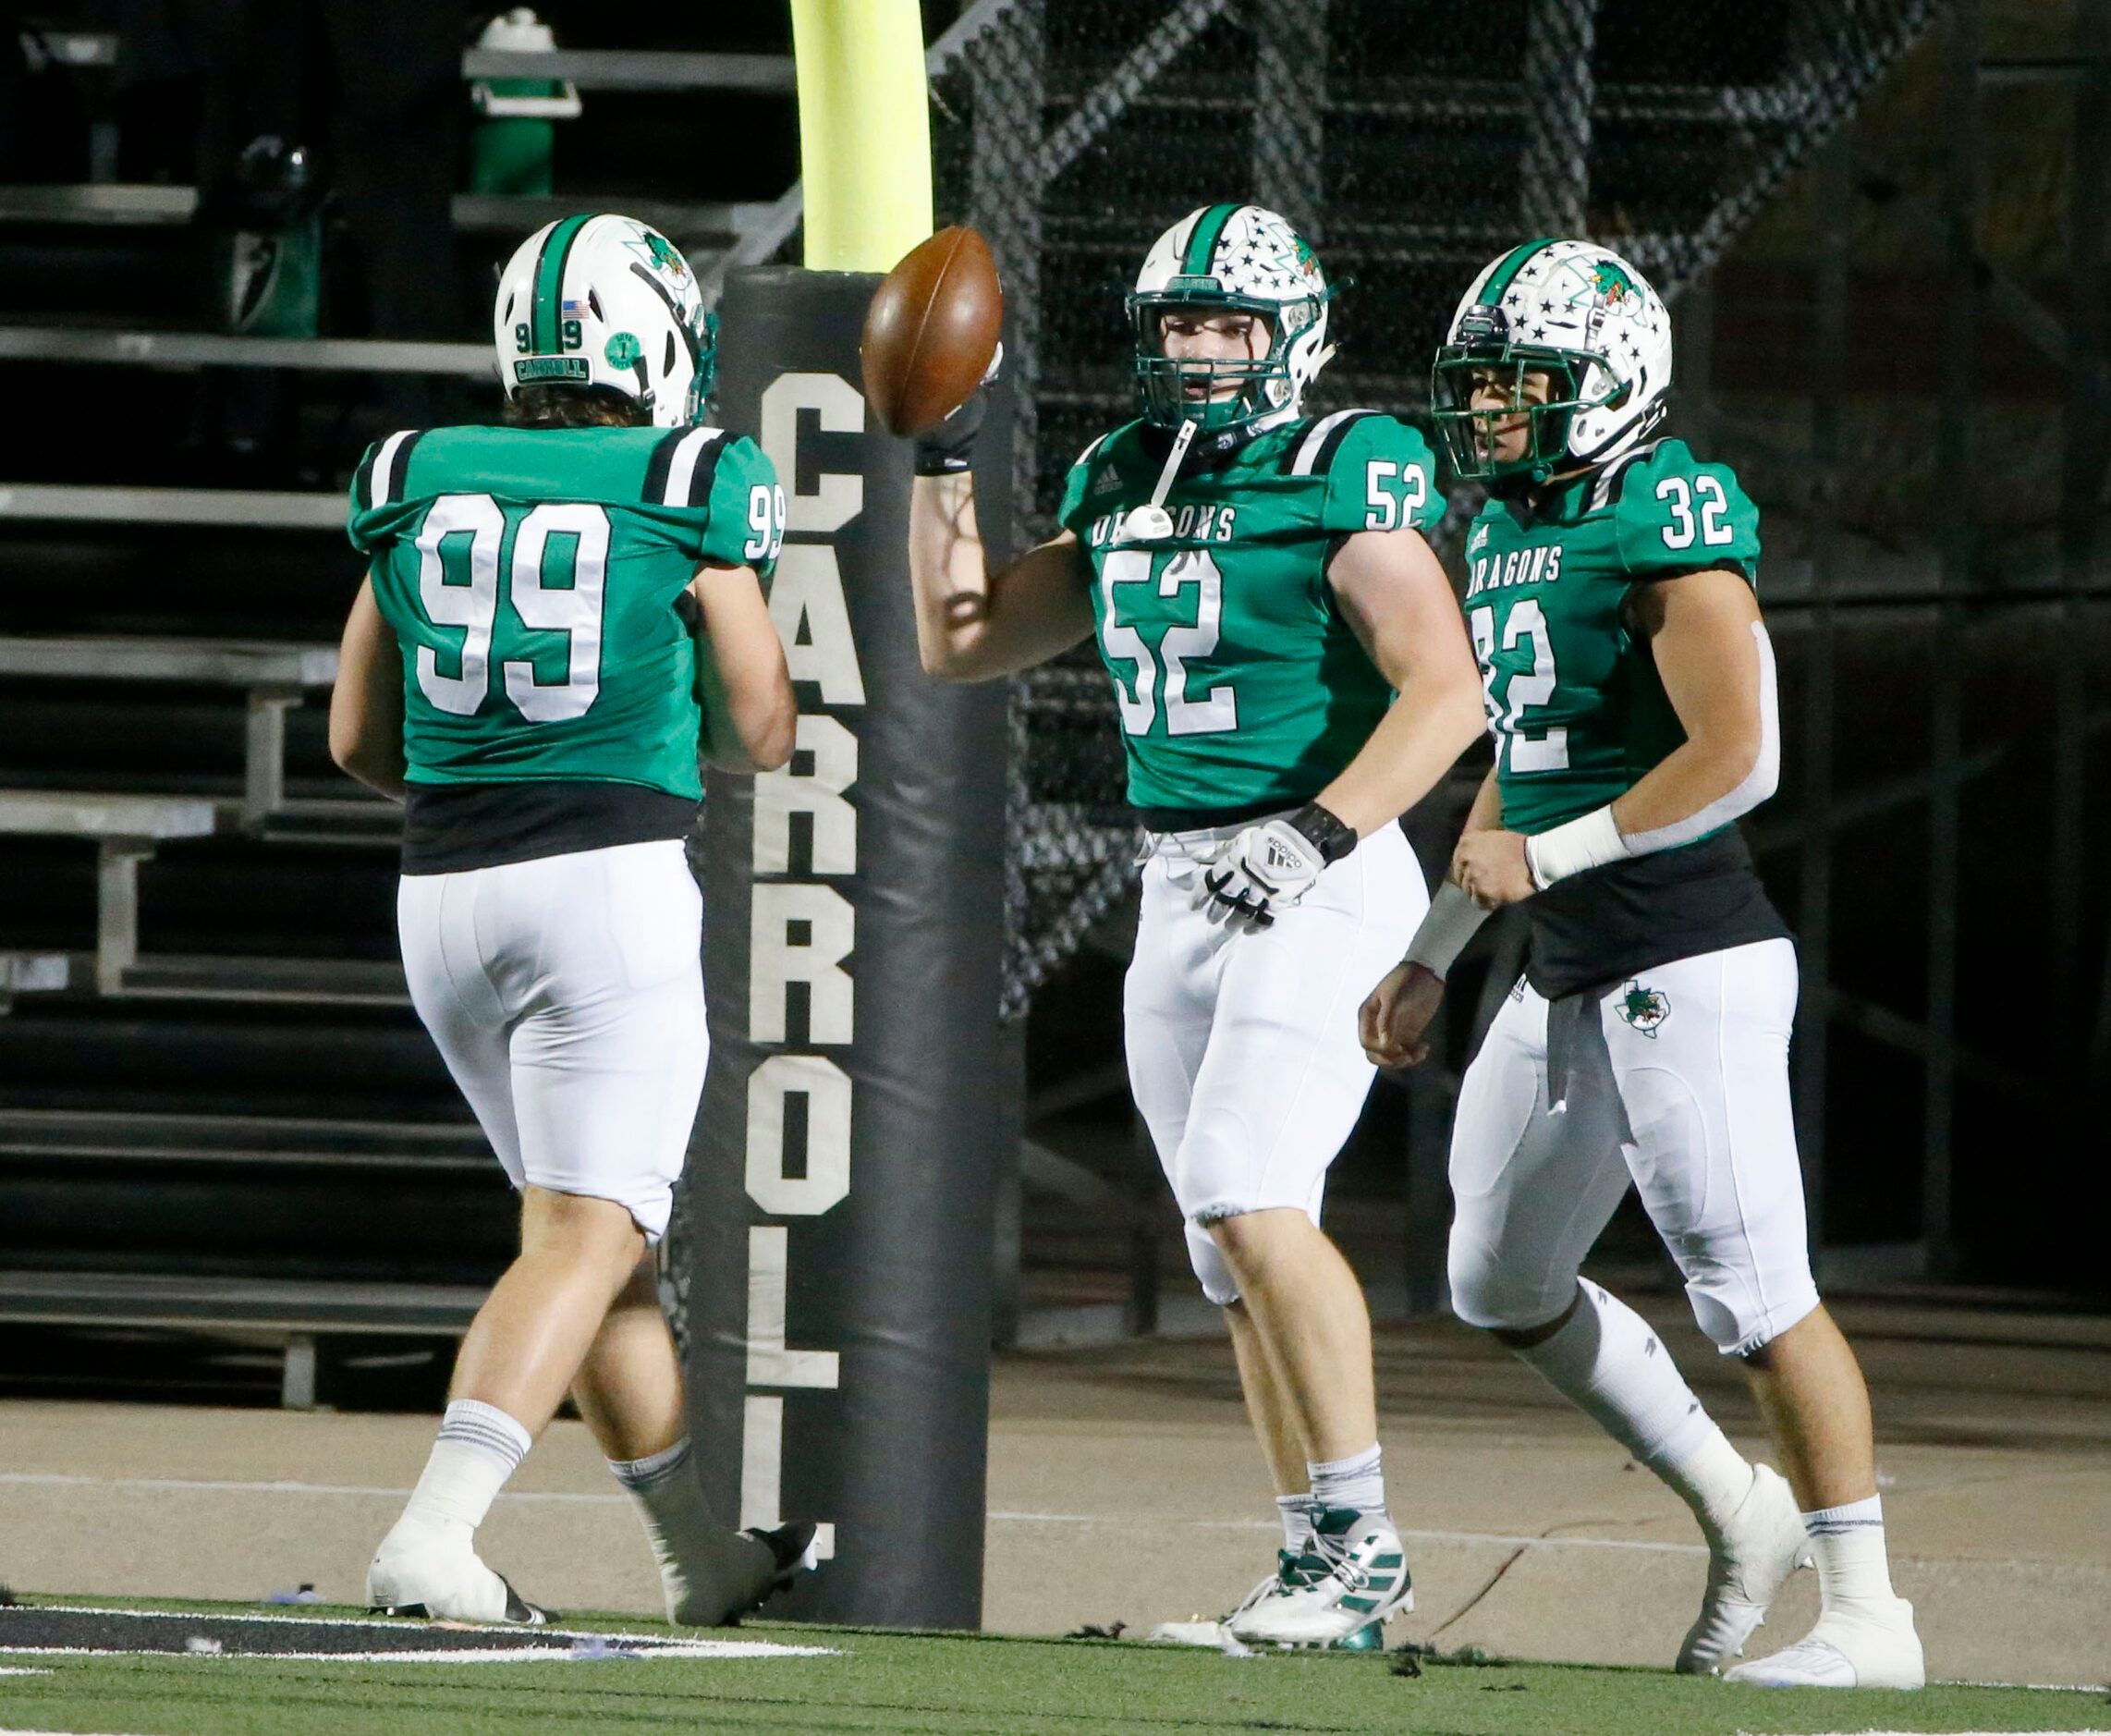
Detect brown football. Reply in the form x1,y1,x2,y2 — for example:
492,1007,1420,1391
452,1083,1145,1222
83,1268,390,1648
860,226,1003,437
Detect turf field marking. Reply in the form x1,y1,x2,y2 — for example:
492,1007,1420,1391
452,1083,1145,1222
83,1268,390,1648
0,1473,625,1505
990,1509,1712,1556
0,1669,55,1674
5,1474,1715,1552
0,1644,828,1663
0,1606,837,1662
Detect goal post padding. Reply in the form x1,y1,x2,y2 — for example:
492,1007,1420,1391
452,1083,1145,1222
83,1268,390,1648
680,264,1009,1629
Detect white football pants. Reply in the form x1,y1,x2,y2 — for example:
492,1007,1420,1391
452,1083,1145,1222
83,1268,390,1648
1446,936,1821,1355
1126,818,1426,1305
397,837,707,1243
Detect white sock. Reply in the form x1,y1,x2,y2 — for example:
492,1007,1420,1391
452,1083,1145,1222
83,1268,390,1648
395,1399,531,1542
1513,1281,1751,1527
1274,1492,1317,1556
1307,1444,1387,1527
1803,1495,1897,1612
609,1436,721,1574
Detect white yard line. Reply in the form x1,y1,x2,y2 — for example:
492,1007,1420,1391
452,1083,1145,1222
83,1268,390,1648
0,1644,830,1663
0,1606,836,1662
9,1474,2106,1577
0,1472,624,1505
1,1472,1709,1554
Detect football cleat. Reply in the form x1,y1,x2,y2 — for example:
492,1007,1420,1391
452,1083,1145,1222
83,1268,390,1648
667,1520,819,1628
1676,1462,1813,1674
1226,1510,1412,1650
1150,1548,1328,1650
1723,1597,1925,1689
366,1526,549,1625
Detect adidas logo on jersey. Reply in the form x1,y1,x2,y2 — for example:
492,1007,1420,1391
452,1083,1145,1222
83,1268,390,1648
1468,524,1489,553
1092,464,1122,495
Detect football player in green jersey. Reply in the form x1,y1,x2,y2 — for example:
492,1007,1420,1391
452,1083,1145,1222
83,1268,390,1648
905,204,1483,1647
1361,239,1922,1688
329,214,811,1627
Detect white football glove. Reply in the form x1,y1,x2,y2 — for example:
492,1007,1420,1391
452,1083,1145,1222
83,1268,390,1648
1197,802,1358,930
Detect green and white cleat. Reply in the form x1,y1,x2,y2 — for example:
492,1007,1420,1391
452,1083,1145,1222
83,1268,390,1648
1226,1510,1412,1650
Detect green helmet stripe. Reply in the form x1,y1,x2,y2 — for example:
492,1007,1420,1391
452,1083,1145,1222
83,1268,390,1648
1479,237,1558,307
1179,203,1240,279
531,214,593,354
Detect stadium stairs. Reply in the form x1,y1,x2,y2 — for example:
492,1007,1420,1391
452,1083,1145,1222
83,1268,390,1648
0,19,799,1402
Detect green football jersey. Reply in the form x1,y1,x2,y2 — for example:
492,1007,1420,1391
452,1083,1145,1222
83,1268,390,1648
1463,439,1762,836
347,423,785,800
1056,410,1446,816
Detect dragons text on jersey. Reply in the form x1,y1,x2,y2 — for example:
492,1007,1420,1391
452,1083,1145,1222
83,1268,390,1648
1058,409,1445,823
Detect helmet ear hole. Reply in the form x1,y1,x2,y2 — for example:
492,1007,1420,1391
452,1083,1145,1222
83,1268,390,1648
665,333,677,376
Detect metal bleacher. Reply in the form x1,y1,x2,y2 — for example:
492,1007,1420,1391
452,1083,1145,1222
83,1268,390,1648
0,18,805,1399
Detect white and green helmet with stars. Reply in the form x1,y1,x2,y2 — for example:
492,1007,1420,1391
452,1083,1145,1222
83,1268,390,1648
1432,237,1673,483
1127,202,1337,435
494,213,718,428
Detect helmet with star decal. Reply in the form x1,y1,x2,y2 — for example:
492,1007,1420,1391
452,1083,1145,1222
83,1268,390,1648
1127,203,1336,438
1431,238,1672,484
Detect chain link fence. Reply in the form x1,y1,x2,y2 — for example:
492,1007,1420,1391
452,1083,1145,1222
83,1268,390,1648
928,0,1945,1015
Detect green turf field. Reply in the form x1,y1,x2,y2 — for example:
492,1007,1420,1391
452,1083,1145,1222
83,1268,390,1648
0,1598,2104,1736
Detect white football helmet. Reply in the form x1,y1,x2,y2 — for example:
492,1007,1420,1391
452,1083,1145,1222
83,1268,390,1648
1127,203,1336,436
494,213,715,427
1431,238,1673,483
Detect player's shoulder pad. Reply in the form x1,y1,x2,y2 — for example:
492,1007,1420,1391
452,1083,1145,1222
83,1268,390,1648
349,429,426,516
1058,418,1147,529
1609,437,1761,581
655,429,784,575
346,428,425,552
1287,410,1445,535
641,425,775,513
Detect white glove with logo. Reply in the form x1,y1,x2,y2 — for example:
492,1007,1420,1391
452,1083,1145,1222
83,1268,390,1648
1197,802,1358,930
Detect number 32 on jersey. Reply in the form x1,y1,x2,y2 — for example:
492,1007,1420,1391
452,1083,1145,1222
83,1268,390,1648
1469,597,1568,773
1097,547,1238,737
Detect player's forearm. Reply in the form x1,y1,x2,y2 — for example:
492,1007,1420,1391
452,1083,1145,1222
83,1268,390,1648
1460,764,1503,841
698,654,796,775
1608,726,1774,845
1314,668,1485,837
908,473,1001,679
331,736,407,802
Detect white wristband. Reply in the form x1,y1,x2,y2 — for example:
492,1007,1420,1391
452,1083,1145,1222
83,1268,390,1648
1402,880,1489,980
1523,803,1629,889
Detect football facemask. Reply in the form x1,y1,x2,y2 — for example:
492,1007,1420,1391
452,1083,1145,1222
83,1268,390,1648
1431,335,1606,484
